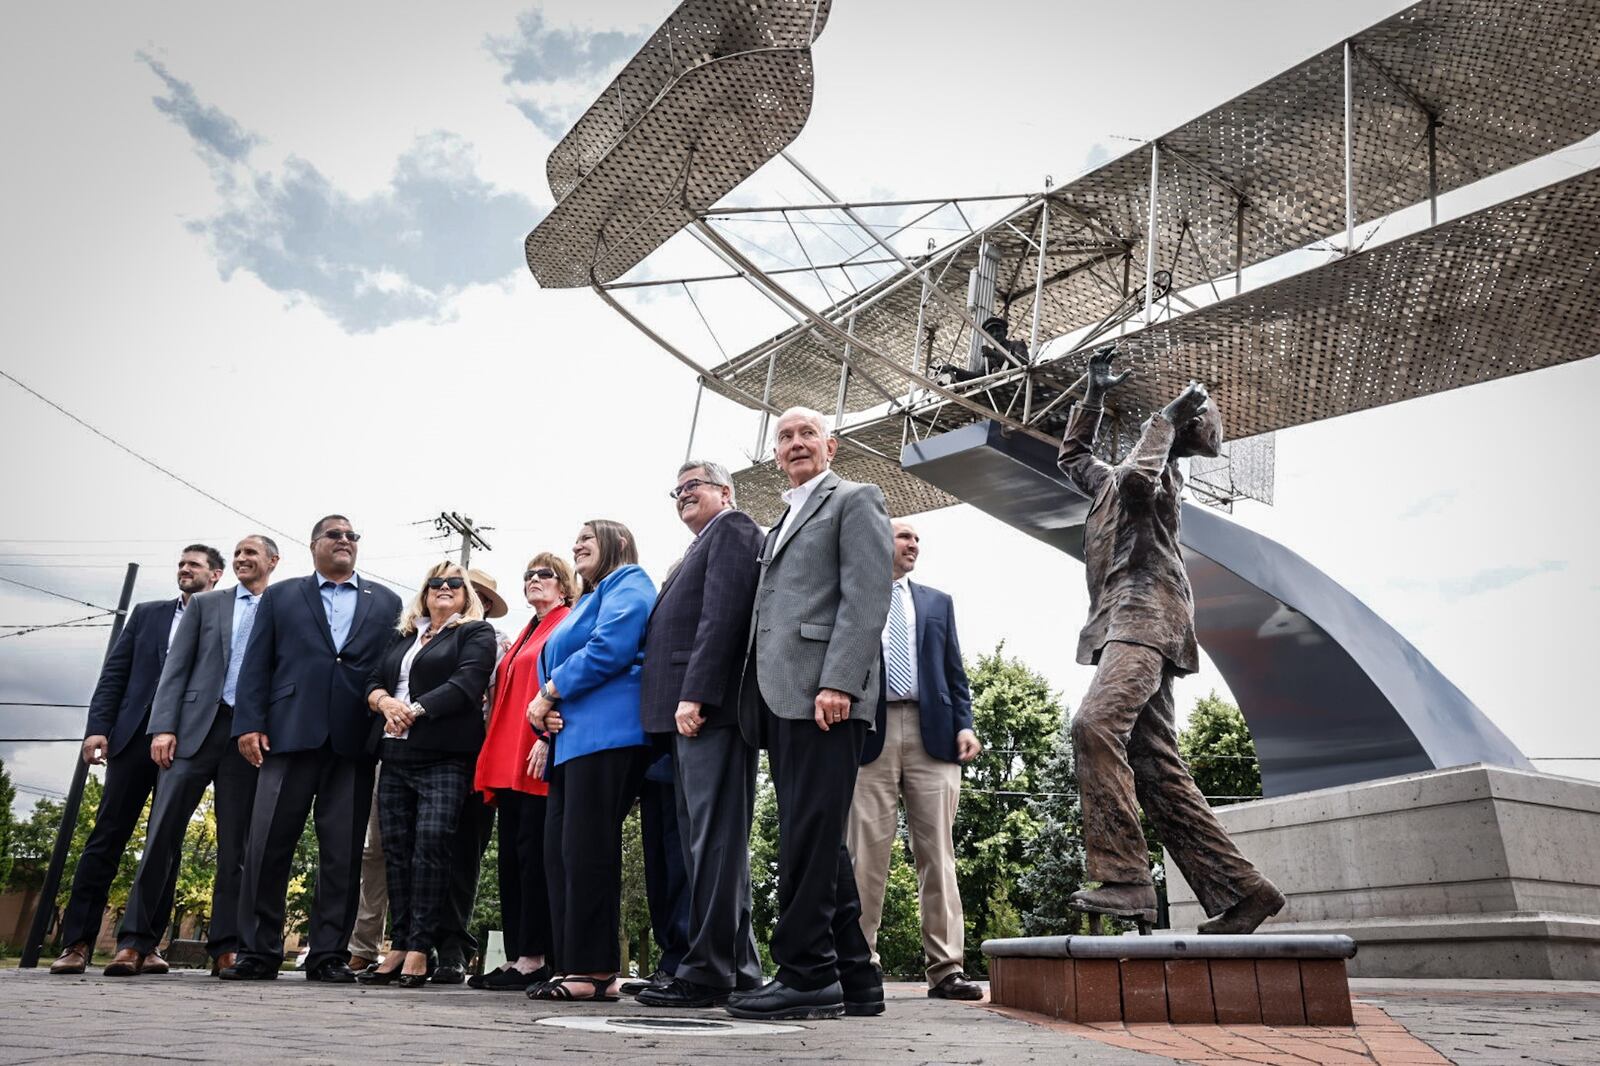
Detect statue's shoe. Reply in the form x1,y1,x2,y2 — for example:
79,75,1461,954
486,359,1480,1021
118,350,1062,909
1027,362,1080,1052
1197,882,1286,935
1068,883,1158,924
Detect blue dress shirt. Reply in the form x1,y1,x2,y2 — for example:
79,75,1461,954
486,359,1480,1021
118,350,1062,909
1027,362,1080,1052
317,570,361,652
221,585,260,706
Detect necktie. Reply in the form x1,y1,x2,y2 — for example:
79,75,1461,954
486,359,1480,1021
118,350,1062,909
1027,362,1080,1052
885,582,914,698
222,595,257,707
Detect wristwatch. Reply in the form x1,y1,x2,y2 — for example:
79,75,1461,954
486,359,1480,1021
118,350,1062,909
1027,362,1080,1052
543,680,559,702
409,701,428,719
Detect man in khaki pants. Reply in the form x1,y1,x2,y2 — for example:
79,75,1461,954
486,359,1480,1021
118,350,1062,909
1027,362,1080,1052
846,520,983,1000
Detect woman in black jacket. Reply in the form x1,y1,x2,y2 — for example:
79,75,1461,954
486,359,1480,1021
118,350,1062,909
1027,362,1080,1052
360,561,497,987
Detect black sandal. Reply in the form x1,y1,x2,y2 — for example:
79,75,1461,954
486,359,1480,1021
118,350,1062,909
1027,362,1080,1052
527,974,618,1002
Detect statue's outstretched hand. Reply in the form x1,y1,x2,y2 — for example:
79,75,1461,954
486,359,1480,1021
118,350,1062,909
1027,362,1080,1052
1162,381,1210,426
1084,345,1132,406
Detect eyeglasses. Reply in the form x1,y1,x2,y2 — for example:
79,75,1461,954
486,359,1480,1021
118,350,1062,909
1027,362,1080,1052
669,478,722,500
320,530,361,542
425,576,465,589
524,567,556,582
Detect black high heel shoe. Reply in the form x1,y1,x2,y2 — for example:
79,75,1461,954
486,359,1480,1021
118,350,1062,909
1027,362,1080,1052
397,955,437,989
356,964,402,985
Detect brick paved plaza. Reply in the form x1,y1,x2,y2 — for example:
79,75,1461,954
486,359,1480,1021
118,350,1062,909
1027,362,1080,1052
2,970,1596,1064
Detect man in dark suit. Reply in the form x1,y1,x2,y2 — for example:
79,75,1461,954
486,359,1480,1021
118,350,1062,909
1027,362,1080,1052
635,460,764,1009
221,515,402,983
728,408,893,1021
49,544,224,974
107,535,280,977
847,520,984,1001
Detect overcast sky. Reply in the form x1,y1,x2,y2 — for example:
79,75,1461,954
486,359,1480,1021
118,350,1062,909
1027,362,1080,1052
3,0,1598,817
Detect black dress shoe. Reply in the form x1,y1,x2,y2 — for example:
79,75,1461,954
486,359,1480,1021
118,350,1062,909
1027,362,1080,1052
637,977,730,1008
929,972,984,1000
843,981,885,1017
726,979,843,1021
305,959,357,983
619,967,671,996
431,964,466,985
219,956,280,981
477,964,548,991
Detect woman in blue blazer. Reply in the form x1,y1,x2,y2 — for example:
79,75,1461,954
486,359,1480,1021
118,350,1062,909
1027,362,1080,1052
527,519,655,1001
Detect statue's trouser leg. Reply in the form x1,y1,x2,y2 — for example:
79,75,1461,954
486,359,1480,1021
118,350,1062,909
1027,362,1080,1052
1072,641,1168,886
1126,665,1271,919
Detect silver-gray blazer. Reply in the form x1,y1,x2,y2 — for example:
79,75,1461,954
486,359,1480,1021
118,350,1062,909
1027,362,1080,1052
737,470,893,741
148,585,239,759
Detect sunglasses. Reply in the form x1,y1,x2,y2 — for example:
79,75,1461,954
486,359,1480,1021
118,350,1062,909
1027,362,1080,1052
524,567,557,582
426,576,465,589
320,529,361,542
669,477,722,500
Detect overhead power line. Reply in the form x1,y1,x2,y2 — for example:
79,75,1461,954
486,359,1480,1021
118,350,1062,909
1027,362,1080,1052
0,574,114,612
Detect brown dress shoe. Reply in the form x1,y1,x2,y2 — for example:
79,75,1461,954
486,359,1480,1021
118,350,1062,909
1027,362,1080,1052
104,947,144,977
212,951,238,977
50,943,90,975
348,954,375,972
141,951,170,975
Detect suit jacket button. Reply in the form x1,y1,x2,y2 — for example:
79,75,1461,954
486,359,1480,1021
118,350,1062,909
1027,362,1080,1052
336,656,342,663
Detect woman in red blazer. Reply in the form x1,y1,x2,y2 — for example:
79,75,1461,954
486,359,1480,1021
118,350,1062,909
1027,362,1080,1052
468,552,581,990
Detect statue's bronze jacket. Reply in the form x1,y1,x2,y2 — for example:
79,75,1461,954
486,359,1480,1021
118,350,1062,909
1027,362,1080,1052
1057,403,1199,676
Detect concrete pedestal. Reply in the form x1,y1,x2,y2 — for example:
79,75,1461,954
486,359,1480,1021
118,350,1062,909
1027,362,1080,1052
1166,764,1600,978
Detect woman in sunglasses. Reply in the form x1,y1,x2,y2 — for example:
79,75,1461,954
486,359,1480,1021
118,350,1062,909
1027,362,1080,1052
467,552,581,990
359,561,497,987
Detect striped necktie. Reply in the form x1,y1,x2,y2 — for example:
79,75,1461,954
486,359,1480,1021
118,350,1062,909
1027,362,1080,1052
885,582,914,698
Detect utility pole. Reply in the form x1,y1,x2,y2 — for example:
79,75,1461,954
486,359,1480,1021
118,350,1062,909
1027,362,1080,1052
20,562,139,969
434,512,492,568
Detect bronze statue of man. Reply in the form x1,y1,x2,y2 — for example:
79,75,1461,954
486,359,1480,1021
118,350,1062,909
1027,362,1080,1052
1057,346,1284,935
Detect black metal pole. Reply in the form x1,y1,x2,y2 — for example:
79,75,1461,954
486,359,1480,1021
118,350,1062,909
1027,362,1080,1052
18,562,139,969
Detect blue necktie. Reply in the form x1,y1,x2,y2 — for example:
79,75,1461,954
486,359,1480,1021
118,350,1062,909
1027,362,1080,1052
222,595,257,706
885,583,914,698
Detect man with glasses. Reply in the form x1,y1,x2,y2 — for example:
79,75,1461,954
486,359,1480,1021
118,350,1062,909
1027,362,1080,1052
50,544,224,974
223,515,402,983
636,461,765,1008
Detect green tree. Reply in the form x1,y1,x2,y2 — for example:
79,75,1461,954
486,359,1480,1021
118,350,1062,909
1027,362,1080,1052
953,644,1063,973
1178,692,1261,805
470,819,501,953
1015,718,1089,935
171,788,219,934
283,819,320,940
0,759,17,890
619,804,650,974
872,832,924,978
749,761,779,975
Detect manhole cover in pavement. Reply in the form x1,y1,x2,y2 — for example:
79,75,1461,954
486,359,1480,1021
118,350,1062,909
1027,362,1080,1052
537,1016,802,1036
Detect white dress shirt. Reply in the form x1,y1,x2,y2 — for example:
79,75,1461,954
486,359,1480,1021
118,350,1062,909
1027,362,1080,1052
881,576,920,702
772,469,830,549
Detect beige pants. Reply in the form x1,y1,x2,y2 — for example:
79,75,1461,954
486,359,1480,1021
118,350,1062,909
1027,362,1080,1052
846,701,964,985
347,766,389,959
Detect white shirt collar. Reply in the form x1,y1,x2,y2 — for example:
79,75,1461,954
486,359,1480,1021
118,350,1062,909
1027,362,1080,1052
779,468,830,510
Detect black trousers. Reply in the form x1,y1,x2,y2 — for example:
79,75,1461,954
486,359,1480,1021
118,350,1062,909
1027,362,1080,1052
768,714,874,992
59,741,163,950
497,790,551,960
118,704,257,957
639,769,690,975
672,724,762,990
544,745,649,974
236,744,373,970
378,751,471,955
436,789,496,967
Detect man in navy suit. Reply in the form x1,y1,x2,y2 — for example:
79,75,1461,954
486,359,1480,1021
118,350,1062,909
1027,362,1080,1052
49,544,224,974
846,519,984,1000
636,460,765,1009
221,515,402,983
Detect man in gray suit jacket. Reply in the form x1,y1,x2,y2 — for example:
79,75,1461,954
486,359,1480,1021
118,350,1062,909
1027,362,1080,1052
109,535,279,976
727,407,893,1022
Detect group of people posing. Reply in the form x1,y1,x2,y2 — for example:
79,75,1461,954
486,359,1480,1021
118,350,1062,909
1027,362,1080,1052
47,406,989,1020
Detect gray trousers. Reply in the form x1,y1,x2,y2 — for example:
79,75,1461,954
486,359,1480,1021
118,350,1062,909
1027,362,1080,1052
236,745,373,971
118,705,257,958
1073,640,1267,916
671,725,762,990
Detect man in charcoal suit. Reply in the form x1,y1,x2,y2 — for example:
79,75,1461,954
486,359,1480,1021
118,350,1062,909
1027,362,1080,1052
727,408,893,1021
221,515,402,982
108,535,280,977
635,459,765,1008
49,544,224,975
